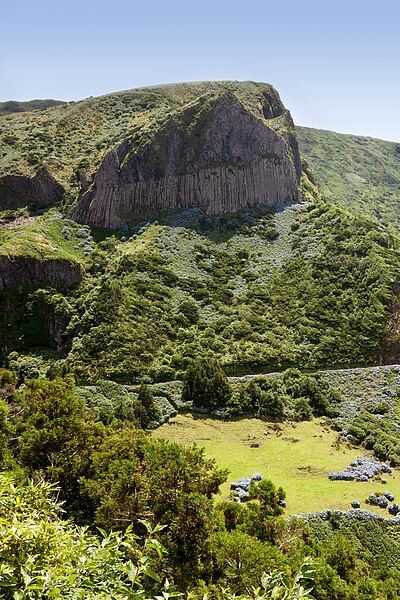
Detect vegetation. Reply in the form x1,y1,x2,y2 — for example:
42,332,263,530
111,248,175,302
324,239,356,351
0,99,65,113
156,414,400,515
8,198,391,383
0,365,400,598
1,83,400,597
182,357,232,410
227,369,340,420
0,81,285,193
347,408,400,466
0,474,167,599
298,126,400,232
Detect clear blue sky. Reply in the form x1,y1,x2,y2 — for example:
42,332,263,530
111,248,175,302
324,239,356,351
2,0,399,141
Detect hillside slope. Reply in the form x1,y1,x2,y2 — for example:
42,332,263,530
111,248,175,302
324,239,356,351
0,81,300,224
297,126,400,231
0,99,65,114
1,83,400,382
2,195,400,383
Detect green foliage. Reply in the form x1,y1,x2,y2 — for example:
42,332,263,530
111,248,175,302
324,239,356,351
3,200,400,385
347,408,400,466
0,473,169,599
0,368,15,399
0,81,284,191
210,529,288,593
305,512,400,599
12,376,105,518
60,200,400,384
134,384,161,429
182,357,232,410
298,126,400,233
250,479,286,519
228,369,339,421
76,379,137,424
0,399,9,469
82,428,227,581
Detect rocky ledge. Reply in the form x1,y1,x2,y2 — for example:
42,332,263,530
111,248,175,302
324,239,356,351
0,255,82,291
0,166,64,210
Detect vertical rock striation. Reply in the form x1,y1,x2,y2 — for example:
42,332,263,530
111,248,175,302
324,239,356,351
71,91,301,228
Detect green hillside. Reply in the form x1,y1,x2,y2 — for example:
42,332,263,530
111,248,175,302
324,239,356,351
2,83,400,599
297,126,400,231
0,81,286,194
0,99,65,114
3,193,400,382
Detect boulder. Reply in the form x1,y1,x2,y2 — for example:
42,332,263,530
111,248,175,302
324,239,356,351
384,491,395,501
237,488,250,502
388,504,399,516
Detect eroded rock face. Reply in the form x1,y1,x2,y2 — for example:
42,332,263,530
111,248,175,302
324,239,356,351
0,256,82,291
71,92,301,228
0,167,64,210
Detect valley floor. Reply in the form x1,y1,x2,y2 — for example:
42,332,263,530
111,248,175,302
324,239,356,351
155,415,400,515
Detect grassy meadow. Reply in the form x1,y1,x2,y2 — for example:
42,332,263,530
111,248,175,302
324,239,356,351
156,414,400,515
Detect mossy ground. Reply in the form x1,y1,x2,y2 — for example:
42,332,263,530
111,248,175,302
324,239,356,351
0,213,90,265
156,414,400,515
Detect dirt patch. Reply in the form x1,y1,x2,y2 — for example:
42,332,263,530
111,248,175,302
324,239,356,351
297,465,326,476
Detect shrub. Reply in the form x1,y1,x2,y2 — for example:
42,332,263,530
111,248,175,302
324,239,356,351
134,384,161,429
182,357,232,410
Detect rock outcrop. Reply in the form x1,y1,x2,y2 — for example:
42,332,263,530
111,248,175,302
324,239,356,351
71,91,301,228
0,255,82,291
0,167,64,210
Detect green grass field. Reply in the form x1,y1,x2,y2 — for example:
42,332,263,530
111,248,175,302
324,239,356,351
155,415,400,515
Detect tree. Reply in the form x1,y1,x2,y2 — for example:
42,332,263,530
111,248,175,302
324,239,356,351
244,479,287,543
134,384,161,429
182,357,231,410
250,479,286,519
0,473,169,599
82,429,227,582
12,376,105,520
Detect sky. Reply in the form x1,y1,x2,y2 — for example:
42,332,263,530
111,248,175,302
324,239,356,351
2,0,399,141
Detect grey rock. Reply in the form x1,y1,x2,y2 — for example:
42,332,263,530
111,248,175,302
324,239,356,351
70,92,300,228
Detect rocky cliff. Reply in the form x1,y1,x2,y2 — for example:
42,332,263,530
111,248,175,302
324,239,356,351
0,167,64,210
0,255,82,291
71,90,301,227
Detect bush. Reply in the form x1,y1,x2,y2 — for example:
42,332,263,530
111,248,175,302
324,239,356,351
0,473,168,599
134,384,161,428
182,357,231,410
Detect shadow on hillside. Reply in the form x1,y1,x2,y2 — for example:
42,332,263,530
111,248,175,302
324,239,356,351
88,200,299,244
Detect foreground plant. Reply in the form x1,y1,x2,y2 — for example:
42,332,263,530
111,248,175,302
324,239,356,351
0,474,168,599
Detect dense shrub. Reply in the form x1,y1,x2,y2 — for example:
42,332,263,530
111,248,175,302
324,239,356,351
134,383,161,428
347,409,400,466
228,370,340,421
182,357,232,410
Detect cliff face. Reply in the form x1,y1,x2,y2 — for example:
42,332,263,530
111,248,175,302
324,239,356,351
71,92,301,228
0,167,64,210
0,255,82,291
